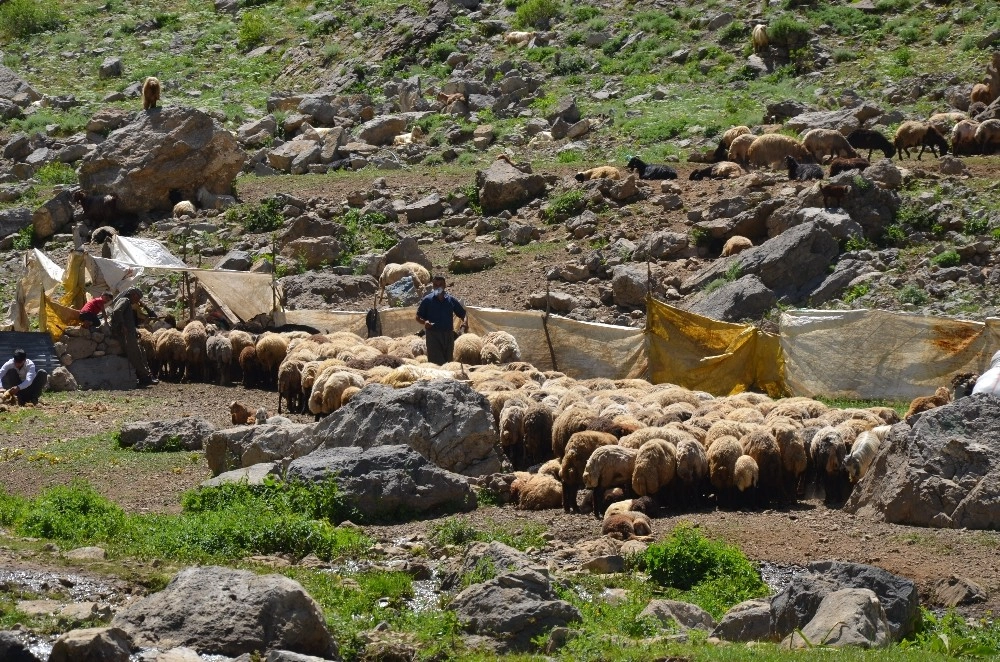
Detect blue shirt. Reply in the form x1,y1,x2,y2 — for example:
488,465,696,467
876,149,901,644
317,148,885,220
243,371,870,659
417,292,466,330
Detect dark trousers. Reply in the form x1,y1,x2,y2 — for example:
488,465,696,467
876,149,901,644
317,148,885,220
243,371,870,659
426,329,455,365
114,331,152,380
2,368,47,405
79,311,101,327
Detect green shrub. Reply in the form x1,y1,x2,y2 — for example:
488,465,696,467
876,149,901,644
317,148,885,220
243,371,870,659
892,46,914,67
0,0,61,39
225,198,284,233
514,0,560,29
843,283,870,303
238,11,272,50
832,48,859,63
902,609,1000,657
717,21,748,43
807,6,879,35
703,278,727,295
12,226,34,251
566,30,585,46
959,34,980,52
427,40,458,62
963,217,989,236
932,24,950,44
689,226,710,247
430,517,546,551
542,190,585,223
634,10,679,37
843,235,875,252
897,284,928,305
992,227,1000,242
769,15,811,47
931,250,960,268
883,224,907,244
337,209,395,265
556,150,582,163
34,162,77,186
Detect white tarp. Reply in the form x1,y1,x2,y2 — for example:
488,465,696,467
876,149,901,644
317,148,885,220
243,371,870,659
111,236,187,268
781,309,1000,399
2,250,66,331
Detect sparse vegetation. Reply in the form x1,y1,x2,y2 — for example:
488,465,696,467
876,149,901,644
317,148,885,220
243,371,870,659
225,197,284,233
931,250,960,268
0,0,61,39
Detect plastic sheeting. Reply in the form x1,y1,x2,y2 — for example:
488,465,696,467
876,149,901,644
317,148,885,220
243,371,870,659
42,295,81,341
780,309,1000,399
646,297,785,396
59,251,87,311
111,236,187,268
2,250,66,332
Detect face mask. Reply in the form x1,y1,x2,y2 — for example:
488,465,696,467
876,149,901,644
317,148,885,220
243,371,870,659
433,288,444,296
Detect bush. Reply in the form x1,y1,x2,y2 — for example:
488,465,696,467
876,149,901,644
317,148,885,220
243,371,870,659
541,190,585,223
225,198,284,233
427,40,458,63
238,11,272,50
514,0,560,29
898,284,928,305
337,209,396,265
11,226,34,251
963,217,989,236
931,250,960,268
843,235,875,252
430,517,546,551
843,283,870,303
34,162,77,186
0,0,61,39
769,15,811,47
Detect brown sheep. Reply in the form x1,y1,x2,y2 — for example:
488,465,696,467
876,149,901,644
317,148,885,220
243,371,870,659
560,431,616,513
575,166,621,182
708,435,743,506
181,321,207,383
971,83,992,106
903,386,952,420
740,428,783,504
721,236,752,257
601,511,653,540
230,401,254,425
746,134,811,169
551,407,596,458
142,76,161,110
820,183,849,209
510,473,563,510
239,345,264,389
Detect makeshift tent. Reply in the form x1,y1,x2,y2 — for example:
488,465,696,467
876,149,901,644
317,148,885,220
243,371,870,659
2,249,65,332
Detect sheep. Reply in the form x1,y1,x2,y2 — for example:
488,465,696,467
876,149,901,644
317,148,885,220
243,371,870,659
575,166,621,182
751,24,768,53
746,134,811,169
867,406,901,426
341,385,361,405
378,262,431,302
182,320,208,383
975,118,1000,155
601,511,653,540
239,345,264,389
631,439,676,500
689,162,745,180
453,333,483,365
785,155,823,182
734,455,759,492
802,129,859,163
205,334,233,386
227,329,255,381
392,125,424,147
522,403,554,468
928,112,968,136
538,458,562,479
72,191,118,226
820,183,849,209
846,129,896,160
828,157,871,177
771,420,807,502
255,332,288,389
713,125,753,160
277,358,306,414
708,435,743,506
173,201,196,218
969,101,988,117
481,331,521,365
153,328,185,381
740,428,783,504
809,426,848,503
971,82,992,105
727,134,757,167
720,236,752,258
510,473,562,510
560,431,616,513
903,386,951,420
437,91,466,106
604,496,659,519
893,121,949,160
309,368,364,417
844,429,881,483
142,76,161,110
230,401,254,425
625,156,677,180
196,186,237,212
951,120,981,156
584,444,640,517
674,438,708,498
503,30,537,46
499,404,526,466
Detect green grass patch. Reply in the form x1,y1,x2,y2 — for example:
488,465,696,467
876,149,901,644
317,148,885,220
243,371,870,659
541,189,585,223
514,0,560,29
930,250,960,268
814,396,909,416
897,284,928,306
768,15,811,47
843,283,871,304
430,516,547,551
34,162,77,186
238,10,273,50
225,197,284,233
337,209,396,266
0,0,61,39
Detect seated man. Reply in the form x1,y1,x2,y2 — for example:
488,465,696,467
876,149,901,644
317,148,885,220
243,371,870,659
1,349,47,406
78,291,113,329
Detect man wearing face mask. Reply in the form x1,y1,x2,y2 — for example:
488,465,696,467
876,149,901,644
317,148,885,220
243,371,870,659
415,275,468,365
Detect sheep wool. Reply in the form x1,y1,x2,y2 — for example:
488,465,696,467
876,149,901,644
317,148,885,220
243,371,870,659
255,332,289,388
727,134,756,166
453,333,483,365
205,334,233,386
511,473,562,510
574,166,621,182
560,430,616,513
734,455,759,492
708,435,742,492
746,134,810,169
551,407,596,458
277,358,305,414
844,430,881,483
182,320,208,382
631,439,677,497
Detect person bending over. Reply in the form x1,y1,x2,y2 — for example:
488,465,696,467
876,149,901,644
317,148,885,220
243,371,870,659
78,291,113,329
1,349,47,406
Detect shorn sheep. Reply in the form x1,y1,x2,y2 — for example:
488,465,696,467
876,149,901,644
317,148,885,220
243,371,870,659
510,473,562,510
601,511,653,540
734,455,759,492
893,121,949,160
726,133,757,167
747,134,811,169
575,166,621,182
721,236,752,257
154,328,185,381
708,435,743,507
625,156,677,180
751,24,768,53
829,157,870,177
846,129,896,160
583,444,639,517
785,156,823,182
802,129,859,162
255,332,288,389
951,119,980,156
689,162,745,180
142,76,160,110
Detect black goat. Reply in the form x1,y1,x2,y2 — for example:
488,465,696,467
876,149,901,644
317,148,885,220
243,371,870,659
847,129,896,160
72,190,118,225
689,166,713,180
785,156,823,182
626,156,677,180
829,157,871,177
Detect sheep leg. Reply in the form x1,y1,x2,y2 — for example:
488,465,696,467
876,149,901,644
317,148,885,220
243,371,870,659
591,487,606,519
562,484,577,514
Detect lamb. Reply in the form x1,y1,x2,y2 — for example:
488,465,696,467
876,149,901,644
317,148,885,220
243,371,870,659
846,129,896,160
584,444,640,517
481,331,521,365
631,439,676,499
828,157,871,177
604,496,659,519
601,511,653,540
239,345,264,389
142,76,161,110
255,332,288,389
453,333,483,365
196,186,237,212
820,183,849,209
707,435,743,506
510,473,562,510
689,162,745,180
727,134,757,167
173,201,196,218
277,358,305,414
751,24,768,53
154,328,185,381
72,191,118,226
746,134,811,169
809,426,848,503
951,119,981,156
625,156,677,180
205,334,233,386
378,262,431,302
721,236,752,257
734,455,759,492
392,125,424,147
975,118,1000,155
893,121,949,160
713,125,752,160
971,82,993,105
230,401,254,425
575,166,621,182
182,320,208,383
844,429,881,483
560,430,616,513
903,386,951,420
802,129,859,162
503,30,537,46
785,155,823,182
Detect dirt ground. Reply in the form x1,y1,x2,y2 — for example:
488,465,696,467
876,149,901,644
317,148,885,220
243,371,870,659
1,381,998,618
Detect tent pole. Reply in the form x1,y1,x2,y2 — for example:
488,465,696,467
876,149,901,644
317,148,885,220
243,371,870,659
271,234,277,320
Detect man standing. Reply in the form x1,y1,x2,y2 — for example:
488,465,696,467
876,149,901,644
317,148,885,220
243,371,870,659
78,291,113,329
109,287,158,387
1,349,47,406
415,276,468,365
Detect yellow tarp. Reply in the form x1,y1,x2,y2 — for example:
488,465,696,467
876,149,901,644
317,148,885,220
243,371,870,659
59,251,87,310
42,294,80,341
646,297,785,396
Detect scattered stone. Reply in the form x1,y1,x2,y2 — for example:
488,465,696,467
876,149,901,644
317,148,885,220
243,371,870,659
358,115,408,146
117,418,216,452
712,598,774,642
205,422,313,475
201,462,278,488
98,57,123,79
47,366,78,392
65,546,107,561
639,599,717,631
932,575,988,608
476,159,546,214
449,244,496,273
49,627,131,662
684,274,777,322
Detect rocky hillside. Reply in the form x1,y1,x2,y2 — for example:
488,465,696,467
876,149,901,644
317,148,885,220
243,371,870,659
2,0,1000,326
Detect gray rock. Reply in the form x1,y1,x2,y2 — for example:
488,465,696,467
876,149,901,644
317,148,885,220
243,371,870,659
765,100,813,123
357,115,408,146
237,115,277,146
685,274,776,322
786,108,862,135
0,207,32,239
449,244,496,273
305,380,501,476
384,236,432,270
440,541,544,591
79,106,245,214
265,651,332,662
783,589,890,649
612,264,650,307
546,96,580,125
47,366,78,392
201,462,278,488
449,569,580,652
112,566,336,658
205,422,313,475
385,275,422,307
286,445,475,521
0,631,42,662
501,221,536,246
0,98,22,121
297,95,338,126
269,139,321,174
845,395,1000,530
280,215,339,242
639,599,716,631
99,57,123,79
49,627,130,662
793,207,864,241
32,189,75,241
279,273,378,309
67,355,135,390
3,133,31,160
216,250,252,271
87,108,131,134
770,561,920,642
863,159,903,190
712,598,774,642
528,290,578,313
281,236,341,269
938,155,967,175
632,230,688,261
805,259,873,304
404,193,444,223
0,65,40,103
118,418,215,452
476,159,546,214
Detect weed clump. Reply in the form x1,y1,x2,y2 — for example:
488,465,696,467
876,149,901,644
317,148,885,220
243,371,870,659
225,198,284,233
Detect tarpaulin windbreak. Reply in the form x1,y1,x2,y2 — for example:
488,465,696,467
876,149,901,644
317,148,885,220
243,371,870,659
780,309,1000,399
646,297,785,396
43,295,81,341
2,250,66,332
59,251,87,311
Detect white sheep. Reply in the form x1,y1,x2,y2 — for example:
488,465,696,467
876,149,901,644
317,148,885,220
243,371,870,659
844,429,881,483
631,438,676,498
951,119,980,156
975,118,1000,155
481,331,521,365
504,30,537,46
205,334,232,386
378,262,431,302
392,125,424,147
746,134,811,169
173,200,196,218
734,455,759,492
751,24,768,53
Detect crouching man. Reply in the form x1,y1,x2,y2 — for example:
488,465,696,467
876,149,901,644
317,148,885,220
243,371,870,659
1,349,47,406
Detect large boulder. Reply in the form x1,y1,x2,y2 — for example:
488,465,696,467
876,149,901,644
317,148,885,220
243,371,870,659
79,106,246,214
32,189,75,241
117,418,216,452
278,273,378,309
476,159,546,214
639,599,717,632
684,274,777,322
67,355,135,390
785,107,876,135
448,244,495,273
48,367,79,394
285,445,475,520
845,395,1000,530
782,589,890,649
112,566,336,658
0,631,41,662
281,236,341,269
440,541,544,591
632,230,688,261
383,236,431,270
205,422,313,475
0,207,32,239
611,264,649,307
304,380,501,476
357,115,408,146
800,174,901,239
0,65,40,104
49,627,131,662
449,569,580,652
